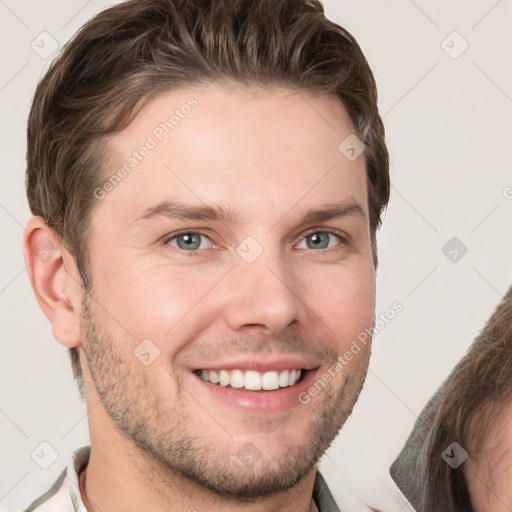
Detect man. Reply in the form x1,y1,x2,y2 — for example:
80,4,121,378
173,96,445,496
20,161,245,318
22,0,392,510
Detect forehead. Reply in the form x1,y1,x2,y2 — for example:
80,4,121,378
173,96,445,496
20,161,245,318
95,83,368,225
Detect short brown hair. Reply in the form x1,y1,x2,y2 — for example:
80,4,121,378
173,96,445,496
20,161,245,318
26,0,390,396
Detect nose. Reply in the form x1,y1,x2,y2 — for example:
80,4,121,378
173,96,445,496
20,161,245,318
221,247,302,336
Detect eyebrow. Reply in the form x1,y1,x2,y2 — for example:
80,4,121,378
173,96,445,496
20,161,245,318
133,199,366,226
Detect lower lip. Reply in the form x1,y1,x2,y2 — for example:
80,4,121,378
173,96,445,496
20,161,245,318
190,369,319,414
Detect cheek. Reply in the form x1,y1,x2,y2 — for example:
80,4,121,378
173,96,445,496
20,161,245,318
92,250,375,356
300,262,375,349
465,448,512,512
98,263,226,344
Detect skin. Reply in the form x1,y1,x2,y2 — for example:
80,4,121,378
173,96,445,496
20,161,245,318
24,83,376,512
465,403,512,512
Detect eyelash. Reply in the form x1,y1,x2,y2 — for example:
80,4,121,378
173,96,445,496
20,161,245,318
162,229,348,254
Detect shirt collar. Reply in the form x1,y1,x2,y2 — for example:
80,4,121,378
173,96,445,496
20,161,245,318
65,445,90,512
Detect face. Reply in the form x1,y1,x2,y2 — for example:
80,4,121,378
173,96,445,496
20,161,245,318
465,402,512,512
80,83,376,498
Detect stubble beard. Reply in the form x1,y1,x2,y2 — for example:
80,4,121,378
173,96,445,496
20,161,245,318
80,289,370,501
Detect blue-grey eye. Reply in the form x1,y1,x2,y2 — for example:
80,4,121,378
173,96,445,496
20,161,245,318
167,232,212,251
297,232,342,250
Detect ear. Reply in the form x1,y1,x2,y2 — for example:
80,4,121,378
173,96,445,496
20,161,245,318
23,216,83,348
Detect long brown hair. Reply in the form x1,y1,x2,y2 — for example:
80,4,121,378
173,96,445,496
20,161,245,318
393,285,512,511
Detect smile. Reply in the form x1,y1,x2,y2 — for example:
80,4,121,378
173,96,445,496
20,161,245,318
195,368,304,390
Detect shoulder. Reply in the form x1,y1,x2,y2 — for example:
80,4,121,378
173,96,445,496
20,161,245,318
315,467,416,512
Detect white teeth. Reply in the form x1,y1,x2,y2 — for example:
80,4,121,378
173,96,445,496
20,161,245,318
244,371,262,390
278,369,289,387
262,371,279,390
219,370,230,387
230,369,244,388
199,368,303,390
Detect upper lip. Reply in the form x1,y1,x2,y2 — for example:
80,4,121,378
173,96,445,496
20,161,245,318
191,356,320,373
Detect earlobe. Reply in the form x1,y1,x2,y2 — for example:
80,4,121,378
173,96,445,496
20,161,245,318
23,216,82,348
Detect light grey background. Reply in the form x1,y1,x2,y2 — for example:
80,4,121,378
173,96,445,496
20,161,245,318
1,1,511,510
